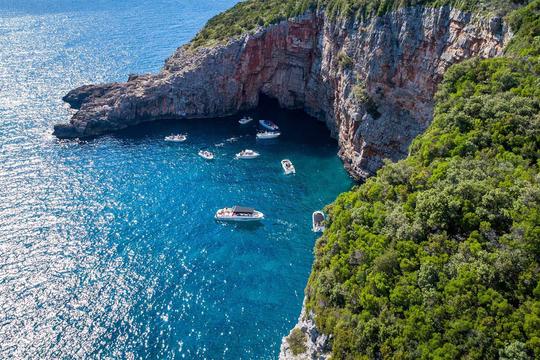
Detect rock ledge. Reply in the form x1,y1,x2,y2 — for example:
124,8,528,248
56,6,510,179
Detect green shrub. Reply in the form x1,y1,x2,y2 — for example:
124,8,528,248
305,1,540,359
338,51,353,69
506,0,540,57
353,80,381,118
188,0,526,49
287,328,307,355
352,82,369,102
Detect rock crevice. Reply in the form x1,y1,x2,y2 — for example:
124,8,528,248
55,6,509,179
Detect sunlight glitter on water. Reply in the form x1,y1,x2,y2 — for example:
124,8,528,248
0,1,353,358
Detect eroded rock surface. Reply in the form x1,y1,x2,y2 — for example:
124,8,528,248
56,6,509,180
279,300,331,360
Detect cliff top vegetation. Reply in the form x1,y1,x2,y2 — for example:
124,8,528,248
305,0,540,358
188,0,528,49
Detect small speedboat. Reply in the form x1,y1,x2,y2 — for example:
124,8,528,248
164,134,187,142
259,120,279,131
239,116,253,125
236,149,260,159
312,211,326,233
281,159,296,175
198,150,214,160
215,206,264,222
256,131,281,140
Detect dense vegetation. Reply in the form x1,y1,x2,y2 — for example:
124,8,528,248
304,1,540,358
189,0,526,48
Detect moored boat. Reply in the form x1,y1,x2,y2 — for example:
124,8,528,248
198,150,214,160
259,120,279,131
281,159,296,175
239,116,253,125
164,134,187,142
236,149,260,159
312,211,326,233
256,131,280,140
215,206,264,222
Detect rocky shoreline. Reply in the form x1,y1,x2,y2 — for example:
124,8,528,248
55,5,509,180
54,6,513,357
279,299,331,360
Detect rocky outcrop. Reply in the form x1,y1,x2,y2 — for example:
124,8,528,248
279,300,331,360
55,6,509,180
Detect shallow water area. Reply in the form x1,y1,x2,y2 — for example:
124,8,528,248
0,1,353,358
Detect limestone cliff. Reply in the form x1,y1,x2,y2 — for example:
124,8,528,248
55,5,509,180
54,5,513,359
279,301,331,360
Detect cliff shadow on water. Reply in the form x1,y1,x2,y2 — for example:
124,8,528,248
109,94,350,165
56,4,509,182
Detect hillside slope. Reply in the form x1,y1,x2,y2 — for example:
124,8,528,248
283,1,539,358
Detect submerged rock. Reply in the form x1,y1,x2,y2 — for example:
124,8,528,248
55,6,509,180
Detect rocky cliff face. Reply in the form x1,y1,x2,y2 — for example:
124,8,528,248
55,5,509,180
55,5,510,358
279,301,331,360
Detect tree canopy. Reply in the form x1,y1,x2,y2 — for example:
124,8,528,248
189,0,528,48
305,1,540,358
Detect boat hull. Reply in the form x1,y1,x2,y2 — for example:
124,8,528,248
281,160,295,175
215,210,264,222
259,120,279,131
236,152,260,159
198,151,214,160
257,132,280,140
312,211,326,233
239,117,253,125
215,216,264,222
165,137,186,142
283,168,295,175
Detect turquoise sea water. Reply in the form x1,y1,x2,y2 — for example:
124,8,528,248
0,1,353,358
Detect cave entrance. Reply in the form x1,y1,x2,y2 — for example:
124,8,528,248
108,95,337,154
249,94,331,147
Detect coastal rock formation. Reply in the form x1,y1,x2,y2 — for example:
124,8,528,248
56,6,509,180
279,301,331,360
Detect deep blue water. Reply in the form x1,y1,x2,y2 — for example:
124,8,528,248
0,1,353,358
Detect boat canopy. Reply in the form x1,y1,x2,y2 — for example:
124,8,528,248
233,206,255,214
314,212,325,222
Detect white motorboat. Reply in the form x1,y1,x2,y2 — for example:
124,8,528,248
164,134,187,142
256,131,281,140
236,149,260,159
215,206,264,222
239,116,254,125
312,211,326,233
281,159,296,175
198,150,214,160
259,120,279,131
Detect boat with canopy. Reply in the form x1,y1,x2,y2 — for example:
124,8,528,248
215,206,264,222
259,120,279,131
312,211,326,232
281,159,296,174
164,134,187,142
